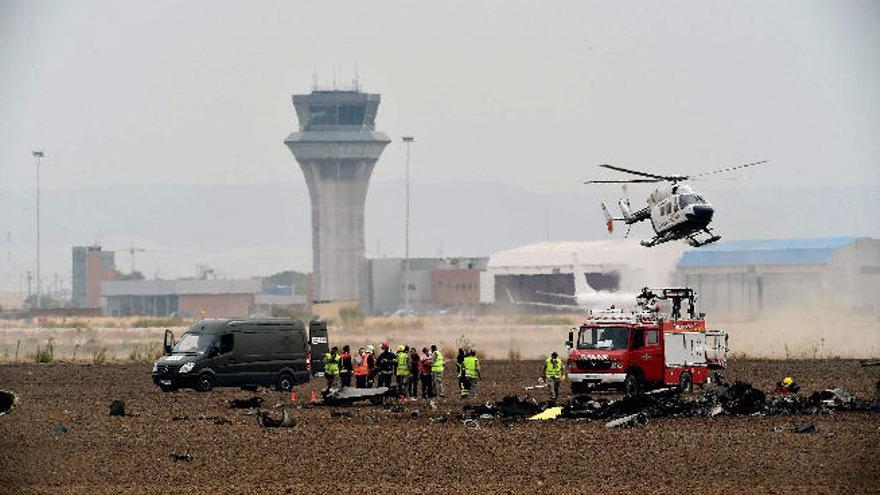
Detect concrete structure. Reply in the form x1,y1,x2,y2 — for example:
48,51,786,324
72,246,116,308
480,240,685,310
675,237,880,318
101,279,306,317
284,88,390,302
362,257,487,315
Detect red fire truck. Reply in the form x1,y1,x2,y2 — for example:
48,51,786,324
566,288,728,394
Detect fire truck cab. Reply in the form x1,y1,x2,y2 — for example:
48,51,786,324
566,288,728,395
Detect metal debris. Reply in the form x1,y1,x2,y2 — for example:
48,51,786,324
169,452,193,462
50,425,68,434
109,400,126,417
255,408,295,428
605,413,648,429
793,423,816,434
0,390,20,416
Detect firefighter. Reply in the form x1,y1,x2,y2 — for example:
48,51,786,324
354,347,369,388
375,342,397,388
395,345,410,394
543,351,565,401
456,348,466,396
339,345,353,389
430,344,446,398
323,346,340,392
775,376,800,394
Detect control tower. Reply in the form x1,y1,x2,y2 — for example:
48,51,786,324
284,89,390,301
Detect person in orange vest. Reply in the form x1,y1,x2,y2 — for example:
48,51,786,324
353,347,369,388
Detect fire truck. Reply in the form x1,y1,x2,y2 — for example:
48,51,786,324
566,287,728,394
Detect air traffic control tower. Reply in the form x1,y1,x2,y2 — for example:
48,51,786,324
284,89,390,302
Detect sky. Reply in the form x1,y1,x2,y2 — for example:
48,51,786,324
1,1,879,288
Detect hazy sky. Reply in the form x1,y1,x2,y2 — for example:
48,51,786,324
1,1,879,286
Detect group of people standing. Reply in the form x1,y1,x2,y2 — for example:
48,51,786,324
323,343,483,399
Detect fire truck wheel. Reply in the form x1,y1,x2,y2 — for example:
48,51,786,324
678,372,693,393
624,372,641,396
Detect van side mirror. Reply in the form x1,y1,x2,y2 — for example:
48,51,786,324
163,329,174,355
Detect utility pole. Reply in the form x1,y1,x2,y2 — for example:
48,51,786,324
32,150,44,309
401,136,414,312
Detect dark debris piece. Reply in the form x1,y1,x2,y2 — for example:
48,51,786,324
255,408,295,428
793,423,816,434
169,452,193,462
50,425,68,434
465,395,545,419
228,396,264,409
330,410,353,418
0,390,20,416
109,400,126,417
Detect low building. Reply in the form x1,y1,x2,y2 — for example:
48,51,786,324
72,246,116,308
361,257,487,315
102,279,306,317
675,236,880,318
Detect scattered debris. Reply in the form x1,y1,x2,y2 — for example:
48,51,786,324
809,389,854,409
255,408,295,428
50,425,68,434
320,387,397,406
410,410,421,419
171,415,189,421
793,423,816,434
529,407,563,421
330,410,352,418
109,400,126,417
169,452,193,462
606,413,648,429
430,416,448,424
228,397,264,409
466,395,544,419
366,415,378,423
0,390,20,416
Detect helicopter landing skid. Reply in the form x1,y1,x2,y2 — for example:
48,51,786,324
687,229,721,248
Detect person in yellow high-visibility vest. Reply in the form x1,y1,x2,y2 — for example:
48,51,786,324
430,344,446,398
323,346,340,392
543,351,565,401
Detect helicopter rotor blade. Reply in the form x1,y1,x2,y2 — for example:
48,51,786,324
689,160,768,179
583,179,661,184
598,164,670,180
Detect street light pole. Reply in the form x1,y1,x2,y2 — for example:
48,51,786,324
32,150,44,309
401,136,414,312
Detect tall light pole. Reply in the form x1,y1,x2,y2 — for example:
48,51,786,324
32,150,44,309
401,136,414,312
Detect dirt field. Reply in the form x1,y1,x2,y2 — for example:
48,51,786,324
1,359,879,494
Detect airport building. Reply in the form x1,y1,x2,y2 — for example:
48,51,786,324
72,246,116,308
675,236,880,318
480,240,685,311
284,87,390,303
361,257,487,315
101,279,306,317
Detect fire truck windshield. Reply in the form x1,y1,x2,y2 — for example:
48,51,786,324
578,326,629,350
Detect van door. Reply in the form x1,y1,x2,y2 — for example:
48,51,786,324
309,319,329,376
213,332,239,387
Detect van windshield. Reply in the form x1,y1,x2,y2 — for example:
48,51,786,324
172,333,215,354
578,326,629,350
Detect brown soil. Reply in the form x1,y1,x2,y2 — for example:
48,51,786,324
1,360,878,494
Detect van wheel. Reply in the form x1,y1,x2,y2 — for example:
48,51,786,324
195,374,214,392
276,372,295,392
624,372,641,396
678,372,693,393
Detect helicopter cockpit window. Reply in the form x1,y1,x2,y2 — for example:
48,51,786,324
679,194,704,208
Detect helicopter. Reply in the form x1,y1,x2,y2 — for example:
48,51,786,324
585,160,767,248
